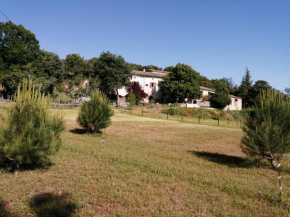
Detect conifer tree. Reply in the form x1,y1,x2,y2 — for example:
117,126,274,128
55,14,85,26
0,80,64,174
77,90,114,133
238,67,252,108
241,89,290,201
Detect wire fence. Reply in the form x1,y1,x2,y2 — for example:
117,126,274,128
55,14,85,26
118,107,244,129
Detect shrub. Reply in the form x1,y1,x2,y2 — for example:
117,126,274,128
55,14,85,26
77,90,114,133
167,107,181,116
0,80,64,174
225,113,234,121
127,93,136,106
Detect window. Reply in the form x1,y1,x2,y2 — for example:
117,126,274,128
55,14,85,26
150,82,156,88
132,81,139,86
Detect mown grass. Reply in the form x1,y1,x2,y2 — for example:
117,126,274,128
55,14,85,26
1,108,290,216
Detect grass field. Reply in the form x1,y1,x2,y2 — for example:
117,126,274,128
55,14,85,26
1,108,290,216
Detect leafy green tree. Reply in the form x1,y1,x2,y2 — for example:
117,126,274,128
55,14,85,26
241,89,290,201
219,77,238,94
0,21,40,72
0,80,64,174
1,71,25,98
93,52,132,105
143,65,162,71
77,90,114,133
238,67,252,108
0,21,41,96
247,80,272,107
210,81,231,109
38,50,63,81
163,66,174,72
199,75,212,88
159,63,202,102
85,57,98,78
63,54,86,81
128,63,143,71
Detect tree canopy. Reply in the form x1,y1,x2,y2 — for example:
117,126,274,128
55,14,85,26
63,54,86,81
242,88,290,170
94,52,132,104
210,81,231,109
159,63,202,102
247,80,272,107
238,67,252,108
0,21,40,96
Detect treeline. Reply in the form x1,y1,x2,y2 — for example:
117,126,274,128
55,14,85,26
163,65,289,109
0,21,160,101
0,21,288,108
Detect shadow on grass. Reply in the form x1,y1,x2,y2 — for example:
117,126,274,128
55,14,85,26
0,200,13,217
189,151,254,168
70,128,102,136
0,159,53,174
29,192,77,217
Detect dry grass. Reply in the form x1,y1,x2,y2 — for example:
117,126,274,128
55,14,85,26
1,108,290,216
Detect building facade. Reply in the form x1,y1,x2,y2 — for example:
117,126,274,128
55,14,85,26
118,70,242,110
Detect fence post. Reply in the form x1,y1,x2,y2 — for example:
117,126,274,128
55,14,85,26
218,114,220,126
198,116,201,124
237,115,239,127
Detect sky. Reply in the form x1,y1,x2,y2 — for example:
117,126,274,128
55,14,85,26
1,0,289,91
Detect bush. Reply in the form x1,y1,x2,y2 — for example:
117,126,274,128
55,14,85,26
77,90,114,133
167,107,181,116
127,93,136,106
0,80,64,174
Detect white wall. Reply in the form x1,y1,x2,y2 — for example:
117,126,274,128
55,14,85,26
224,98,242,111
118,75,163,103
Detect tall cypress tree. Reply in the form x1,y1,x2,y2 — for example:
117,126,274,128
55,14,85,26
238,67,252,108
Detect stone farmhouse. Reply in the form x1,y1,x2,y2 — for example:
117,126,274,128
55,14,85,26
118,69,242,110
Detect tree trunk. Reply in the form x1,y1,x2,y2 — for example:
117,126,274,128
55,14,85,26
6,157,19,176
116,89,119,107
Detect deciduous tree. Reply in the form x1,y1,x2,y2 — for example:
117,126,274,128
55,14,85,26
210,81,231,109
0,21,40,96
127,83,147,104
93,52,132,105
159,63,202,102
63,54,86,81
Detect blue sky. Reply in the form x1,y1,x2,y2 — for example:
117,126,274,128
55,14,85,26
1,0,289,91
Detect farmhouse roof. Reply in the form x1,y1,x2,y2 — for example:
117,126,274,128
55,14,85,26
200,86,215,92
133,70,169,78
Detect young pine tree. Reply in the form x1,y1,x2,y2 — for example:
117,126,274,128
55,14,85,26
241,89,290,201
77,90,114,133
0,80,64,174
